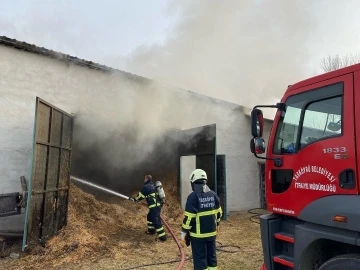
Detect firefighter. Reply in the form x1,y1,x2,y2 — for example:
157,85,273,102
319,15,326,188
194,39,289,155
132,175,167,241
180,169,222,270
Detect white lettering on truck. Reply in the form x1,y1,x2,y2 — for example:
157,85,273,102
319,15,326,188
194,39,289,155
293,165,337,193
293,165,336,183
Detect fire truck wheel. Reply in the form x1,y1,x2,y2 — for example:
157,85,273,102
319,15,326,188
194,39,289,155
318,254,360,270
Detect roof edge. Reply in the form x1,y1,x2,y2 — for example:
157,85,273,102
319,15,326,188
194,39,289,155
0,36,244,108
0,36,151,83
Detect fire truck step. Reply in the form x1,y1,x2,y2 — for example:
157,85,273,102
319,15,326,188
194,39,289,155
274,232,294,243
273,255,294,268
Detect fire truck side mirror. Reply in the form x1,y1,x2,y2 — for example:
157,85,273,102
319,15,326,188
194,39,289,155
251,108,264,138
250,138,266,154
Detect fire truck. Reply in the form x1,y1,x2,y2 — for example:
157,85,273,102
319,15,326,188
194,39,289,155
250,63,360,270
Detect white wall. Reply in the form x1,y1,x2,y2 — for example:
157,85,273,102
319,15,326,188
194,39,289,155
0,45,180,194
217,110,263,211
177,98,270,211
0,44,271,213
180,156,196,209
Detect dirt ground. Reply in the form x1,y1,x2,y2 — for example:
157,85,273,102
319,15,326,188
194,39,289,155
0,171,266,270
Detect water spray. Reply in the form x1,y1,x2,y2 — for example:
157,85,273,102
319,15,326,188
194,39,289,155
70,176,131,200
70,175,185,269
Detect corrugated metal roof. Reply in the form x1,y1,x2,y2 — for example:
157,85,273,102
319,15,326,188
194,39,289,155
0,36,150,83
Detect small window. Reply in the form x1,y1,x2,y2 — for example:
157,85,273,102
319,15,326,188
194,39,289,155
299,96,342,148
273,103,302,154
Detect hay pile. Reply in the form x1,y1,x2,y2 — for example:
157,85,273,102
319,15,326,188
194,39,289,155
1,170,265,270
2,170,184,270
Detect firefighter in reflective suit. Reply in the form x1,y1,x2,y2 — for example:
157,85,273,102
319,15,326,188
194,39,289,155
180,169,222,270
133,175,167,241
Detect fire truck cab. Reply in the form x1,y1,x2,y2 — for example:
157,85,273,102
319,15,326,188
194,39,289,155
250,63,360,269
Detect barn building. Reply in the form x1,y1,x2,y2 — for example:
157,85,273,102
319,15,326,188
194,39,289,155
0,37,273,240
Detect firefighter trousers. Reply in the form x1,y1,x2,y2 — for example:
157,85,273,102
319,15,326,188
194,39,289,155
146,207,167,241
190,237,218,270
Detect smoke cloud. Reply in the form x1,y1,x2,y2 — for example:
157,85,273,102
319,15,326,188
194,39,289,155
108,0,359,118
72,0,357,190
2,1,360,110
69,72,224,194
2,0,360,195
115,0,314,111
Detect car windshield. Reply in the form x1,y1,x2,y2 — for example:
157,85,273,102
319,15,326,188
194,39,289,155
273,83,343,154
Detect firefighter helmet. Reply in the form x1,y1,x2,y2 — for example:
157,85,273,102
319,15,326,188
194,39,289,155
189,169,207,183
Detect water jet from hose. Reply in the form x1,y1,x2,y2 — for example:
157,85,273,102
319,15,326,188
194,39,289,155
70,176,130,200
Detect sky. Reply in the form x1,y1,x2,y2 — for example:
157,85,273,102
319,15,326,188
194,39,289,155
0,0,180,59
1,0,360,110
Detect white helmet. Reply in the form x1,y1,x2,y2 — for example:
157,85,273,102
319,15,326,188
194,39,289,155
189,169,207,183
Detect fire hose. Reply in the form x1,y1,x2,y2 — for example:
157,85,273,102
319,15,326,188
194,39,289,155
160,215,186,270
71,177,241,269
71,177,185,269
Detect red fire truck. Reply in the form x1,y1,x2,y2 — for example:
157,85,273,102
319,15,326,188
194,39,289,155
250,63,360,270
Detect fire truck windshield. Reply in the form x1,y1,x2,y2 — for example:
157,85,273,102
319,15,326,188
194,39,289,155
273,87,343,154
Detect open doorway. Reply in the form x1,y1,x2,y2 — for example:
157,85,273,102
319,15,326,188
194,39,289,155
177,124,227,220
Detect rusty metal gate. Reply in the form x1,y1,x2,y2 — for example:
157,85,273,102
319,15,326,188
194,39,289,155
22,97,74,251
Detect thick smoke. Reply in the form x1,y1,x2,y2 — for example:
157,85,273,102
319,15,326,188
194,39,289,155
69,72,222,194
117,0,314,112
108,0,360,119
3,0,360,196
2,1,360,111
71,0,317,181
71,127,180,195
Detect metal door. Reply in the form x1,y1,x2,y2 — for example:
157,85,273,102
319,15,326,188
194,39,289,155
197,155,216,191
22,97,74,251
177,124,217,207
216,155,227,220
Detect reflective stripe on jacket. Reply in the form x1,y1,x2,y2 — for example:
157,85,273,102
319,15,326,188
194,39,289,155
134,180,162,209
181,183,222,238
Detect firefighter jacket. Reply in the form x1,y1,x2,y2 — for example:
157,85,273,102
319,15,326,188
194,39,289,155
134,179,162,209
181,183,222,239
